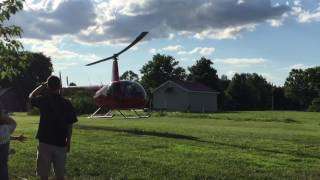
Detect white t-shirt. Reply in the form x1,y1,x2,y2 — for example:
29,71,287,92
0,124,16,144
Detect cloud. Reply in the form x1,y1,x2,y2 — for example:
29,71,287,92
10,0,96,39
12,0,290,44
149,45,183,54
289,64,313,70
83,0,289,42
260,73,273,82
216,58,268,65
193,24,256,40
150,45,215,56
149,48,157,54
162,45,184,52
53,62,78,71
267,12,289,27
22,38,100,62
291,0,320,23
226,70,236,78
178,47,215,56
297,11,320,23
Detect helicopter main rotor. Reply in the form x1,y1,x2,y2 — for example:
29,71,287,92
86,32,148,66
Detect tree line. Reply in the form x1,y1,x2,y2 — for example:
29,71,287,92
121,54,319,111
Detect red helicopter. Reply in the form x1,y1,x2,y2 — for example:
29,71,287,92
64,32,150,118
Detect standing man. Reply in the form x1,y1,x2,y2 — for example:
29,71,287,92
29,75,77,180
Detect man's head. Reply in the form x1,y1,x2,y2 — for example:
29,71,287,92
47,75,61,93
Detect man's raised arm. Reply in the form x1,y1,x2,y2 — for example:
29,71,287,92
29,82,47,99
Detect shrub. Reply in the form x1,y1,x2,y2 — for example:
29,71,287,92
69,91,97,115
308,97,320,112
27,107,40,115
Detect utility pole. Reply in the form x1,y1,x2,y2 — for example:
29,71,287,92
271,83,274,111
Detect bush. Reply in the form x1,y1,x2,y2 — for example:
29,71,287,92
27,107,40,115
69,91,97,115
308,98,320,112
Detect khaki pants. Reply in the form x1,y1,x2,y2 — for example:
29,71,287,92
37,142,67,177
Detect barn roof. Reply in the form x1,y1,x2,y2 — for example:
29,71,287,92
153,80,219,94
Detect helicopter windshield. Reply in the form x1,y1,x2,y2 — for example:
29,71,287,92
95,85,109,97
107,81,146,99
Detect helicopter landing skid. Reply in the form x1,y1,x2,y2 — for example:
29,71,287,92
88,107,114,118
118,109,150,119
88,107,150,119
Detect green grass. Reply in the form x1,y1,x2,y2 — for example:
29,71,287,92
8,111,320,179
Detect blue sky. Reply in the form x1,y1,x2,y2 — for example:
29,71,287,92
9,0,320,86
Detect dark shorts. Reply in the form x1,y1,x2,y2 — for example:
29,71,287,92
0,143,9,180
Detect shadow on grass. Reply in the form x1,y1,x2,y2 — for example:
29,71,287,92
75,125,319,159
152,112,301,123
75,124,200,141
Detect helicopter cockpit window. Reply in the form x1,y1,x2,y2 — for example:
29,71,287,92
95,85,109,97
106,85,113,96
124,82,145,99
108,81,146,99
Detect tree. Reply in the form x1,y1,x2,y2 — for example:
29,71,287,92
272,86,300,110
248,73,273,108
4,52,53,109
225,74,254,110
70,91,97,115
187,57,220,90
225,73,272,110
284,67,319,109
308,98,320,112
120,70,139,81
69,82,77,86
218,75,231,110
0,0,25,80
306,67,320,96
140,54,186,90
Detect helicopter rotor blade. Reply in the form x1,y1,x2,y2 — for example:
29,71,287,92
115,32,148,56
85,32,148,66
86,56,114,66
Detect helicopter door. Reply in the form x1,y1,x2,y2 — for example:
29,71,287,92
109,82,125,100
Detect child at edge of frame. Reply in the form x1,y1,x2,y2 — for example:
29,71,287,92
0,104,27,180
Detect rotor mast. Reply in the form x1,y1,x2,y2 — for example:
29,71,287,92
112,57,120,82
85,32,148,82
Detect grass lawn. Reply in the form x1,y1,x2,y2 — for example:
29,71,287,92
8,111,320,179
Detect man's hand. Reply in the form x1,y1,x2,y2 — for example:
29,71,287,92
10,134,27,142
11,134,27,142
16,134,27,142
66,139,71,153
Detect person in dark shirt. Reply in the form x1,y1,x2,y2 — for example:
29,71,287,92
29,75,77,180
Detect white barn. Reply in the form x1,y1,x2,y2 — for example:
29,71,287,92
152,81,219,112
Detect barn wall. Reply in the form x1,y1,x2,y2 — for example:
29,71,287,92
188,92,218,112
153,83,189,111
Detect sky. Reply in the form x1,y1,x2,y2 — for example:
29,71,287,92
6,0,320,86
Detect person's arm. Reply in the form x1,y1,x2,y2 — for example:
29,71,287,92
0,116,17,134
66,125,73,153
65,101,77,153
29,82,47,99
10,134,27,142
